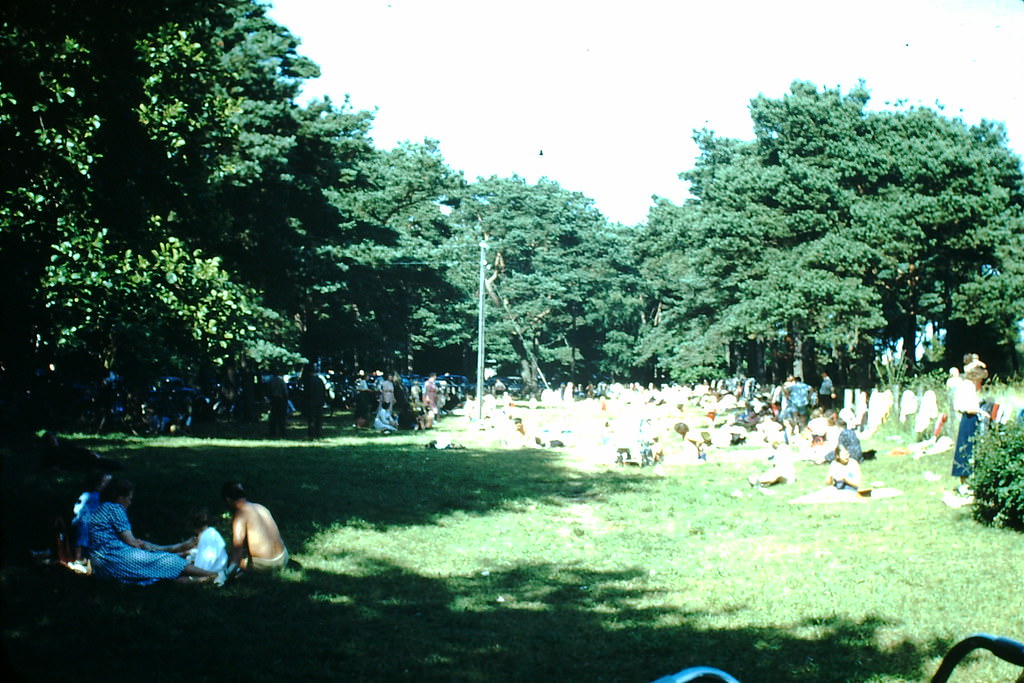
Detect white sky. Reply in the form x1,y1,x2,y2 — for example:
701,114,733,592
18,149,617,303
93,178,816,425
265,0,1024,225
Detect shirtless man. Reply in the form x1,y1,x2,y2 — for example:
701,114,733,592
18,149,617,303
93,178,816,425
221,481,288,572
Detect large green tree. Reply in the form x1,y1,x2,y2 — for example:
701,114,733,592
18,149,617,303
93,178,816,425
449,176,636,393
640,81,1024,383
0,0,382,426
0,1,274,408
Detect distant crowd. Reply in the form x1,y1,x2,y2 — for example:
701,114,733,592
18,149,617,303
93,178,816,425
33,351,1015,586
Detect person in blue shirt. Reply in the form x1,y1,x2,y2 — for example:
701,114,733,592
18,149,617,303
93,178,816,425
88,478,221,585
783,376,813,433
70,470,112,565
818,371,836,411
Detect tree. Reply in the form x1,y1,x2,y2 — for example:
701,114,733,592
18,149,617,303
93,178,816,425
1,0,263,421
0,0,375,426
639,81,1024,383
449,176,625,392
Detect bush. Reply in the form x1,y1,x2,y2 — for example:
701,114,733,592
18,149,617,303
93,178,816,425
971,420,1024,530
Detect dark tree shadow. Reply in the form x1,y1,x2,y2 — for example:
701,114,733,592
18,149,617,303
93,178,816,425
0,556,956,682
0,430,977,682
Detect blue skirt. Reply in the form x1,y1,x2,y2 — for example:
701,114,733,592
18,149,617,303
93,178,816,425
952,413,979,478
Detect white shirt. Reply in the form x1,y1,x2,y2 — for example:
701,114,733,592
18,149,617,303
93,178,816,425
193,527,228,572
952,378,980,415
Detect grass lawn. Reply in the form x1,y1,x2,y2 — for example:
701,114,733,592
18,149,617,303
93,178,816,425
2,401,1022,682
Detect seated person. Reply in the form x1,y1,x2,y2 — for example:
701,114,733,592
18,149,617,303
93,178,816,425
804,410,839,463
751,416,786,449
373,405,398,433
830,416,864,463
70,471,112,564
825,446,861,490
221,482,289,572
88,478,221,585
650,435,665,464
673,422,706,461
806,410,832,445
506,417,534,448
414,406,434,431
186,506,228,573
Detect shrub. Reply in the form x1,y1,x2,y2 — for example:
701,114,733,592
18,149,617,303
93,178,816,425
971,420,1024,530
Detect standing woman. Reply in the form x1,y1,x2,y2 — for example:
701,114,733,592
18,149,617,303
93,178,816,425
951,364,988,496
89,478,220,584
378,371,396,414
423,373,439,416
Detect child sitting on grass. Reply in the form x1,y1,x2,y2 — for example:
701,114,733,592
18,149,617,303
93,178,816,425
186,507,228,574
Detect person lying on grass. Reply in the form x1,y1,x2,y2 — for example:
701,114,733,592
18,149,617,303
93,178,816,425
749,450,797,488
87,478,222,585
825,443,861,491
221,481,289,574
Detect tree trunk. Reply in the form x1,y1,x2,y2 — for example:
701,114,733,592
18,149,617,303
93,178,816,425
902,315,917,374
791,333,804,380
485,271,547,396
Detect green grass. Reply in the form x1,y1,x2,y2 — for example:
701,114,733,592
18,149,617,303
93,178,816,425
2,404,1022,682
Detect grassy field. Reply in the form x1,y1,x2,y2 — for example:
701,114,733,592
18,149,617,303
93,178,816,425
2,401,1022,682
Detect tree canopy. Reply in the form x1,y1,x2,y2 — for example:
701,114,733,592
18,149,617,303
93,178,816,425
637,82,1024,384
2,1,1022,430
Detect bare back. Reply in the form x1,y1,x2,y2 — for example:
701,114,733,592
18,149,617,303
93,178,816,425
232,501,285,561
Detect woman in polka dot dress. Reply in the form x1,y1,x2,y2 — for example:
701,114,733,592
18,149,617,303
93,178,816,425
88,478,220,585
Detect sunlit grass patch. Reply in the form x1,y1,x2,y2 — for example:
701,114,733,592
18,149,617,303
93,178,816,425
3,403,1023,682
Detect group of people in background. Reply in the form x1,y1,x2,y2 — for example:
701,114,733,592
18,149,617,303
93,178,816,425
355,370,454,434
41,350,1002,584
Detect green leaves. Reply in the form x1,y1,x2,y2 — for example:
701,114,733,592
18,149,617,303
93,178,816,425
445,176,634,385
42,227,290,377
639,81,1024,380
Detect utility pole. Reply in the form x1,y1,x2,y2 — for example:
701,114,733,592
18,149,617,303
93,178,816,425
476,239,487,423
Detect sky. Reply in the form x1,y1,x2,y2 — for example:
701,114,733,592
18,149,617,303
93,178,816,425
264,0,1024,226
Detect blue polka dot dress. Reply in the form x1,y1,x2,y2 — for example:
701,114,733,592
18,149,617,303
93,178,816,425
88,502,188,585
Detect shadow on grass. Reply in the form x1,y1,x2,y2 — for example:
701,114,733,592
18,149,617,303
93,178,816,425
0,427,963,682
1,557,953,683
2,427,654,556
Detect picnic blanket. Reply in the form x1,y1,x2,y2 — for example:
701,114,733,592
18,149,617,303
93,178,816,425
789,486,903,504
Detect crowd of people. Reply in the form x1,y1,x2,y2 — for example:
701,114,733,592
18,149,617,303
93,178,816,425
468,354,1006,503
36,350,1008,585
356,370,462,435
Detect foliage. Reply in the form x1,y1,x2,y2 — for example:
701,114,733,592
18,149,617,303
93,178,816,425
42,230,295,381
638,81,1024,384
0,0,248,410
972,420,1024,530
2,0,1023,431
449,177,640,390
872,355,910,394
